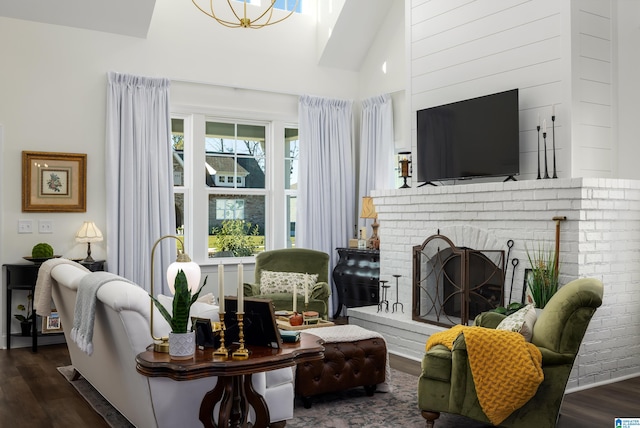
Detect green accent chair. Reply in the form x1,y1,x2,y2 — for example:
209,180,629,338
418,277,604,428
243,248,331,320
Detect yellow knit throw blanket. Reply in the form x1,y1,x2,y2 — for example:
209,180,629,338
426,325,543,426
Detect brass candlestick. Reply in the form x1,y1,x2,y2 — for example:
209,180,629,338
232,312,249,359
213,311,229,357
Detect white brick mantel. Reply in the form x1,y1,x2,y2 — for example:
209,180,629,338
348,178,640,390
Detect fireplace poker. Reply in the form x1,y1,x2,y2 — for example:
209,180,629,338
505,240,514,276
509,258,519,303
553,216,567,272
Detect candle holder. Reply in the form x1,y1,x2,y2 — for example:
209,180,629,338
392,274,404,314
377,280,389,313
398,151,412,189
213,311,230,356
536,125,541,179
232,312,249,359
543,131,550,179
552,114,557,178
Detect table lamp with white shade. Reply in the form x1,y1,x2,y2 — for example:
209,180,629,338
75,221,103,263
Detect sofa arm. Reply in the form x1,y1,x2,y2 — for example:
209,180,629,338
310,281,330,301
244,282,261,297
538,346,575,366
473,311,506,329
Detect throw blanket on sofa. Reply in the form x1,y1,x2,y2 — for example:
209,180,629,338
426,325,543,426
34,258,90,316
71,272,135,356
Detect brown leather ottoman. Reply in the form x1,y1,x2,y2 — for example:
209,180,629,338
294,326,387,408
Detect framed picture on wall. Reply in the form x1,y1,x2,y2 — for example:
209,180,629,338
42,310,62,334
22,151,87,212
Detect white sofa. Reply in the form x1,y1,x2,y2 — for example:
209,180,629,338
46,261,294,428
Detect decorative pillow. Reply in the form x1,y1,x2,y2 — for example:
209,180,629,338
496,304,537,342
259,270,319,296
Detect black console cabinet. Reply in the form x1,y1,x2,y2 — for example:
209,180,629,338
332,248,380,318
4,260,104,351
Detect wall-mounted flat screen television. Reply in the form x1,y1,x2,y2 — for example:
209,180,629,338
416,89,519,184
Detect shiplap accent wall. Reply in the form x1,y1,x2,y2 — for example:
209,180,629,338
408,0,614,182
572,1,613,177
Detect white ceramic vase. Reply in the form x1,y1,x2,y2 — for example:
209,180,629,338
169,331,195,360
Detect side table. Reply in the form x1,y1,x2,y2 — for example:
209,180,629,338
136,332,324,428
3,260,104,351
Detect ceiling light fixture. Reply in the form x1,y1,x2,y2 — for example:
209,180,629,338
192,0,299,29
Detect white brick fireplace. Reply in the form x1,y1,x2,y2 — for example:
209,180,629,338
348,178,640,390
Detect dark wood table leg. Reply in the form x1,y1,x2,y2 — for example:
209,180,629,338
244,374,270,427
200,374,270,428
200,376,234,428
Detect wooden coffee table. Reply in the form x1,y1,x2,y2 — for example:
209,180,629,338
136,332,324,428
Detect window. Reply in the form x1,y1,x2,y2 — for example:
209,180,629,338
171,115,297,261
216,199,245,220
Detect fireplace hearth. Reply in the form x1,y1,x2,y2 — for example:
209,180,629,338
412,233,505,327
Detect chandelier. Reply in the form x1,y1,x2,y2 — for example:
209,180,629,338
192,0,300,29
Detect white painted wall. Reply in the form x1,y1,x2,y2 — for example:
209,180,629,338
0,1,358,263
0,0,407,343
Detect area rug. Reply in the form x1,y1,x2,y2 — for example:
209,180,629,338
57,366,134,428
58,365,491,428
288,368,491,428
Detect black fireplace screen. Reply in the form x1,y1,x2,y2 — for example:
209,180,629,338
412,234,505,327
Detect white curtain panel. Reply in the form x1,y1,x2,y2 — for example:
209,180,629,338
357,93,394,246
297,95,355,316
358,93,395,200
105,72,176,294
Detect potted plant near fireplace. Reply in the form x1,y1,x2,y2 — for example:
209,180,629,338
150,270,207,359
15,292,34,336
525,243,559,310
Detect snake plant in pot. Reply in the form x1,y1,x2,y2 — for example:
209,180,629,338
150,270,207,359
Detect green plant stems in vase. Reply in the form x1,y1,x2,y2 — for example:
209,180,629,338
525,243,559,309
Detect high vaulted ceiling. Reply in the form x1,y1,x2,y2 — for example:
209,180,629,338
0,0,396,71
0,0,156,38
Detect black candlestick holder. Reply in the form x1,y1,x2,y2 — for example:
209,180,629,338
543,132,550,179
552,115,557,178
392,274,403,313
378,280,389,313
536,125,541,179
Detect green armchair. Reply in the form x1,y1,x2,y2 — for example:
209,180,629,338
418,277,604,428
243,248,331,320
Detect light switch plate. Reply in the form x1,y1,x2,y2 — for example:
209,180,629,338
18,219,33,234
39,220,54,233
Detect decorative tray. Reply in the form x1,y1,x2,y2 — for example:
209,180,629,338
23,256,61,265
276,318,335,331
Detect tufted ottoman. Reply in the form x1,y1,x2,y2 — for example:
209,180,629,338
294,324,388,408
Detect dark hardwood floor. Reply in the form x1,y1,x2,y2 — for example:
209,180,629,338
0,344,108,428
1,341,638,427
